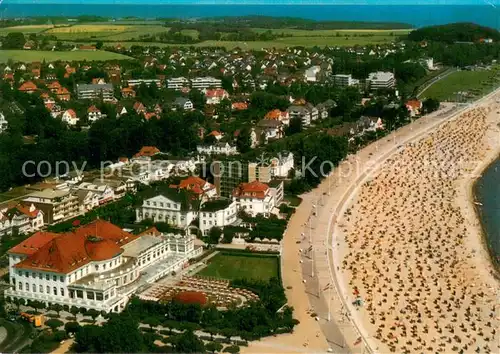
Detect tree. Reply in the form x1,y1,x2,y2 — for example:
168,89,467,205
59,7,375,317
70,306,80,320
207,227,222,245
45,318,64,332
224,345,240,353
29,300,45,314
206,341,223,353
86,309,100,322
236,127,252,154
3,32,26,49
95,40,104,49
144,316,160,330
65,321,81,336
422,98,440,114
286,116,303,135
50,303,63,316
173,330,205,353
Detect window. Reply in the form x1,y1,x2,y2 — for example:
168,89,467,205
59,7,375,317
25,282,29,291
103,263,106,270
38,273,42,279
39,285,43,293
59,276,63,282
32,284,36,292
32,273,36,278
25,272,28,277
60,288,64,297
96,293,103,301
87,292,95,300
95,265,99,271
53,275,57,281
53,287,57,295
160,202,164,207
47,286,50,293
18,282,22,290
76,290,83,299
45,274,49,281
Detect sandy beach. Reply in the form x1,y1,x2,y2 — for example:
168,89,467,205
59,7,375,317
327,91,500,353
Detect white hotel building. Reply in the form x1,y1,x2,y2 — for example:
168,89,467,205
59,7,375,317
167,77,190,90
199,199,238,236
366,71,396,90
5,220,201,313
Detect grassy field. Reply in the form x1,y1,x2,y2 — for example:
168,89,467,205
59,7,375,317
0,25,56,35
0,50,134,63
419,66,500,101
197,252,280,281
31,22,409,48
44,24,169,41
0,186,30,204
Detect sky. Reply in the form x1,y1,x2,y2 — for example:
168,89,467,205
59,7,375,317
3,0,500,4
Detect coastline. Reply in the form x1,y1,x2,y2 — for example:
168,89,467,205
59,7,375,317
465,126,500,277
280,87,500,354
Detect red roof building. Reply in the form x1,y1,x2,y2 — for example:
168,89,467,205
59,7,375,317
133,146,160,158
18,81,38,93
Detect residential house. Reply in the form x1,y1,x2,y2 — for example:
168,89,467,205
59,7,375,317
405,99,423,117
173,97,193,111
287,103,318,127
61,109,79,126
264,109,290,126
121,87,136,98
87,105,102,122
231,102,248,111
170,176,217,201
133,102,146,115
0,203,44,237
47,81,62,93
77,182,114,205
0,112,8,133
255,119,284,143
18,81,38,94
75,190,99,212
315,99,336,120
205,89,229,105
55,87,71,101
133,146,161,160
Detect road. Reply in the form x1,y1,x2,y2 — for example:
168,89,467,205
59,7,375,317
416,67,457,98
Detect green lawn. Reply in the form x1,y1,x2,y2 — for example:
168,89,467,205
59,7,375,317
420,66,500,101
197,253,280,281
0,50,134,63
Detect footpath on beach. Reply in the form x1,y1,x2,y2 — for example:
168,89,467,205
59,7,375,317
278,87,500,354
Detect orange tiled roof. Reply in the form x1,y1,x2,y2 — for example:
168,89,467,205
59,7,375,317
12,220,138,274
406,100,422,109
231,102,248,110
87,105,100,113
133,146,160,158
205,89,228,97
177,176,214,195
47,81,61,90
64,109,77,118
233,180,269,199
19,81,37,91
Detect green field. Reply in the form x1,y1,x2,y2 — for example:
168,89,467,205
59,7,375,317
197,252,280,281
29,23,410,49
0,50,134,63
43,24,170,41
420,66,500,101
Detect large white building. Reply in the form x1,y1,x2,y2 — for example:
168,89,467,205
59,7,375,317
167,77,190,90
366,71,396,90
199,199,238,236
191,77,222,90
135,188,198,228
5,221,200,313
333,74,360,87
232,180,275,217
126,79,162,88
76,84,114,101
